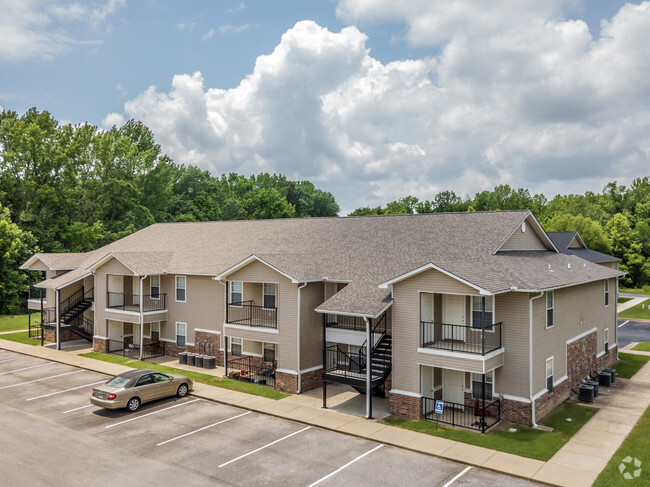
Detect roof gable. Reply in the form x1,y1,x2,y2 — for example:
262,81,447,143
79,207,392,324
496,212,556,252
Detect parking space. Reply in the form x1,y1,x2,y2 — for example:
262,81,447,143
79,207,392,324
0,348,541,486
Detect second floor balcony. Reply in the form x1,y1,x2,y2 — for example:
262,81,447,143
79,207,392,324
107,292,167,313
226,300,277,329
420,321,502,355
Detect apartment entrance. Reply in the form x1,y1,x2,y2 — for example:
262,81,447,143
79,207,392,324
443,294,465,341
443,369,464,406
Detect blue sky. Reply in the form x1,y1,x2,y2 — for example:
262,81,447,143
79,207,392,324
1,0,648,213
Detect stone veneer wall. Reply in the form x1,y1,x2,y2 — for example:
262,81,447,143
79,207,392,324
389,393,422,420
299,369,322,392
43,327,80,344
276,371,297,392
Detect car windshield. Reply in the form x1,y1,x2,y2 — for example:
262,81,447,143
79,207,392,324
105,376,132,388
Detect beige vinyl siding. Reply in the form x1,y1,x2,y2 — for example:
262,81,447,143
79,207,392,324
243,339,263,356
100,258,135,276
164,275,221,346
300,282,325,370
499,219,548,251
531,279,616,393
493,292,529,398
226,260,298,370
392,269,482,394
568,236,582,248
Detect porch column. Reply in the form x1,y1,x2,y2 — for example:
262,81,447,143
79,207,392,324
139,276,144,360
28,273,31,337
322,313,327,409
224,336,229,377
55,289,60,350
365,316,373,420
481,373,486,433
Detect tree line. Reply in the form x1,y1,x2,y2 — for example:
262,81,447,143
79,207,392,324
0,108,339,313
350,182,650,288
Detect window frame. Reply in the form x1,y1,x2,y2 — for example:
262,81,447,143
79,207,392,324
546,291,554,329
546,357,554,394
471,371,494,400
150,275,160,300
175,322,186,348
151,322,160,341
175,276,186,303
604,280,609,307
604,328,609,354
230,281,243,306
263,342,276,363
263,283,277,309
230,337,243,357
471,296,494,331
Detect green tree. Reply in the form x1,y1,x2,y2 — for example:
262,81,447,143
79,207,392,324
545,214,611,253
0,204,38,313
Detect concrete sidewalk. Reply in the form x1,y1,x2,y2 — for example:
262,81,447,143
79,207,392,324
2,339,648,487
617,296,647,313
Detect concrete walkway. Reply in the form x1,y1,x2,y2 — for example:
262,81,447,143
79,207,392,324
617,296,647,313
2,339,649,487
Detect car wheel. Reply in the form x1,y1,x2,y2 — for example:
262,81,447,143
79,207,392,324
126,397,141,412
177,383,189,397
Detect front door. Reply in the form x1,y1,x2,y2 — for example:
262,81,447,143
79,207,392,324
443,294,466,341
443,369,465,407
421,366,435,414
108,321,123,351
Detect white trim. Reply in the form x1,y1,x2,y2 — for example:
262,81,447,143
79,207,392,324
566,327,598,344
494,212,558,254
216,254,300,283
229,280,243,305
50,271,92,290
175,321,187,348
175,275,187,303
597,343,617,358
553,375,568,387
275,368,298,375
417,347,504,362
501,394,532,403
104,307,168,317
316,300,393,319
379,262,490,295
300,365,323,374
546,356,554,393
224,323,280,334
532,388,548,401
263,282,277,309
94,335,109,340
389,389,422,398
194,328,221,335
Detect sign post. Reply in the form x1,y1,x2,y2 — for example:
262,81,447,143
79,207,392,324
434,399,444,430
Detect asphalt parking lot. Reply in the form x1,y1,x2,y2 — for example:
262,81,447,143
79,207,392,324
0,348,540,487
617,318,650,348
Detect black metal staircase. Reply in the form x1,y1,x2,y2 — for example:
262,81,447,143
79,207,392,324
351,334,392,397
42,287,94,342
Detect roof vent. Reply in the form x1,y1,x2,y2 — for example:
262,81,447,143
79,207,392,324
568,263,571,269
548,264,553,272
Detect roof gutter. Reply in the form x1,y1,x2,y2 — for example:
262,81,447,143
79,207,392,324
529,291,544,427
315,300,393,320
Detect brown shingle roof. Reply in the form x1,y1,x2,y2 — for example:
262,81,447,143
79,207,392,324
29,210,624,315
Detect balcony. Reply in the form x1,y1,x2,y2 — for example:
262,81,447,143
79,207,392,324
324,314,365,331
420,322,502,355
107,292,167,312
226,300,277,329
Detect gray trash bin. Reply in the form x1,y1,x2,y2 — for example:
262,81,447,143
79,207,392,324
179,352,188,365
203,356,216,369
187,353,196,366
195,355,204,368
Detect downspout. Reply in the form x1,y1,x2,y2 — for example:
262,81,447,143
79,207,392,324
139,276,146,360
297,282,308,394
55,289,61,350
365,316,372,419
615,277,620,361
529,291,544,427
215,277,227,375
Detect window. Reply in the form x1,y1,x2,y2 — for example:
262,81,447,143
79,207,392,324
604,280,609,307
472,296,493,329
604,328,609,354
546,357,554,393
175,276,186,302
263,343,276,362
152,373,170,383
546,291,554,328
176,322,186,348
230,337,242,357
230,281,243,304
150,275,160,299
471,372,493,400
151,322,160,341
136,374,154,387
263,283,277,309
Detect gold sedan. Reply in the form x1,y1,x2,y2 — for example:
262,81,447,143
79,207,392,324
91,369,193,412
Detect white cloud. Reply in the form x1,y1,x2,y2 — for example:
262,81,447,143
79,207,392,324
219,23,253,35
110,5,650,213
102,112,125,129
0,0,125,61
201,28,215,41
176,21,196,32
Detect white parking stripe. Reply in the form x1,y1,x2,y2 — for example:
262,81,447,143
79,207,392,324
0,357,22,364
26,380,106,401
218,426,311,468
0,370,82,390
442,466,472,487
157,411,251,446
105,398,200,429
0,362,52,376
307,444,384,487
619,320,630,328
63,404,94,414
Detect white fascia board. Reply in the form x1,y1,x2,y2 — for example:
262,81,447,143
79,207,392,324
378,262,490,295
194,328,221,335
315,308,373,319
417,347,504,363
86,253,138,275
224,323,280,334
215,254,299,283
389,389,422,398
19,255,47,270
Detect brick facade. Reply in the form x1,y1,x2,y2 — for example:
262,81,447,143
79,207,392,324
276,371,298,392
299,369,323,392
43,326,81,344
194,331,220,359
93,337,108,353
500,398,533,425
389,392,422,420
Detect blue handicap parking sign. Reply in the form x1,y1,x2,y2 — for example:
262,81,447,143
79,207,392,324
434,400,444,414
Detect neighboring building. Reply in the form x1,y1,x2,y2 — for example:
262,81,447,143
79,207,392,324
21,211,622,429
547,231,620,269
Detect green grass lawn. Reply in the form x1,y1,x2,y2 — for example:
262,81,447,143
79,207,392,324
618,297,632,304
614,352,650,379
380,402,597,462
618,299,650,320
0,314,30,333
631,342,650,352
593,404,650,486
0,331,43,345
80,352,289,400
620,286,650,295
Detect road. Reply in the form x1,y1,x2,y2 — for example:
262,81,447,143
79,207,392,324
617,319,650,349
